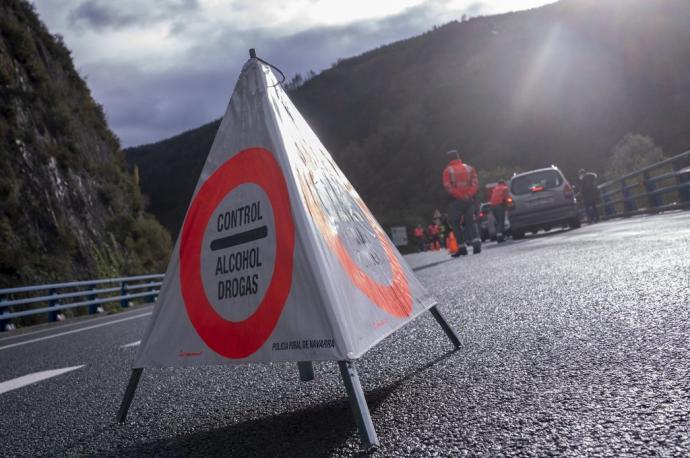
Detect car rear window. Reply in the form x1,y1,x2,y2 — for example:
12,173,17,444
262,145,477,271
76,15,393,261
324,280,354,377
511,170,563,195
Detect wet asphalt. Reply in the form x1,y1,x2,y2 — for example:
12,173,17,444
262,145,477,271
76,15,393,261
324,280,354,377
0,212,688,457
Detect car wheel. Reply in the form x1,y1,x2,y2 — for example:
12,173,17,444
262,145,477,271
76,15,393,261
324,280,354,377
570,218,581,229
512,230,525,240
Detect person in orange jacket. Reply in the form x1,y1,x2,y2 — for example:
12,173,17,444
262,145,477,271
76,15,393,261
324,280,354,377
427,222,441,250
443,150,481,257
490,179,510,242
413,224,425,252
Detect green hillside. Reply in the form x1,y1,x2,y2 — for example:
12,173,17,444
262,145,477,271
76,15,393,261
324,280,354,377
127,0,690,236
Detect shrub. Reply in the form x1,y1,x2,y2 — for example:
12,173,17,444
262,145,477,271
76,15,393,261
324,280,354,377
607,133,665,179
44,103,71,136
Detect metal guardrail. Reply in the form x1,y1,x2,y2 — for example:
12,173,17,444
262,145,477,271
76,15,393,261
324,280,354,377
598,150,690,219
0,274,164,331
2,153,688,331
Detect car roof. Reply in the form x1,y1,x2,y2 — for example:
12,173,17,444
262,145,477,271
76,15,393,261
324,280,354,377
511,166,563,180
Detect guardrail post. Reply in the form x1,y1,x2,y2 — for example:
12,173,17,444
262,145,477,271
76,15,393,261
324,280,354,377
48,288,59,322
147,281,157,303
643,171,661,211
601,189,616,217
88,285,98,314
621,179,637,214
120,281,129,308
0,295,9,332
674,162,690,204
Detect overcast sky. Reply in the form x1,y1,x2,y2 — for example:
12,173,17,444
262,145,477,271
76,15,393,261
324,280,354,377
32,0,553,147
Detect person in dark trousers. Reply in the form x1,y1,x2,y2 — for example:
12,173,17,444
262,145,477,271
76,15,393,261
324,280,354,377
578,169,600,223
414,224,425,252
442,150,481,257
490,180,510,242
439,214,450,248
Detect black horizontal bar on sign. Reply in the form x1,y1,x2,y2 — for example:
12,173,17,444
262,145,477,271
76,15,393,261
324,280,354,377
210,226,268,251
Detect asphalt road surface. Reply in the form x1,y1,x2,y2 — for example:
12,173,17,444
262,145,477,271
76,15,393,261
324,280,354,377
1,212,688,457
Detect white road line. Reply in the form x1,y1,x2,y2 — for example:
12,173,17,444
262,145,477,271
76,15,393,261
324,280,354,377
0,365,84,395
0,313,152,351
0,305,154,343
120,340,141,348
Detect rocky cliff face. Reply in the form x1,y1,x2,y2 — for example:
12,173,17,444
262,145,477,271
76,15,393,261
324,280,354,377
0,0,171,288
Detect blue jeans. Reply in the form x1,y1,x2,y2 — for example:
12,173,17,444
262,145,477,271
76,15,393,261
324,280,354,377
586,201,599,223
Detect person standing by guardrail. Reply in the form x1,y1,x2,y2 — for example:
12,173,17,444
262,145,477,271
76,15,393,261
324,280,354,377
490,179,510,242
578,169,600,223
443,150,481,257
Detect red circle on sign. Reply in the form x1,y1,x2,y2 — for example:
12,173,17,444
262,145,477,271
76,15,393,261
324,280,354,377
179,147,294,359
297,174,412,318
331,216,412,318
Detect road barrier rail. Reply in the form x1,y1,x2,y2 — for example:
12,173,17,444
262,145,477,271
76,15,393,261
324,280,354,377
0,274,164,331
2,152,689,331
599,150,690,219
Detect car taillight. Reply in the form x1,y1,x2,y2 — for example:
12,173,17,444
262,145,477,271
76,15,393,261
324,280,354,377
564,183,573,200
506,196,515,208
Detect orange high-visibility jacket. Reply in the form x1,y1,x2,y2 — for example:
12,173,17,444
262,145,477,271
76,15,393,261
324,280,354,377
442,159,478,200
490,182,510,206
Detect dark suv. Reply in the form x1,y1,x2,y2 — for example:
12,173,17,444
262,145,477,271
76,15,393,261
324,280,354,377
508,166,580,239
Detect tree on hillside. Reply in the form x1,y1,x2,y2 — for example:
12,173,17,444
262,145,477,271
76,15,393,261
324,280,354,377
606,133,665,179
478,165,524,187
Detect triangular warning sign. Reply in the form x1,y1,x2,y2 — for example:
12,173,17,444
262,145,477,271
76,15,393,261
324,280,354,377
134,57,438,367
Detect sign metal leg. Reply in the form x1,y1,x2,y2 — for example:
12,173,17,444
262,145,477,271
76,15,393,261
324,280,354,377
116,368,143,423
297,361,314,381
338,360,379,449
429,305,461,349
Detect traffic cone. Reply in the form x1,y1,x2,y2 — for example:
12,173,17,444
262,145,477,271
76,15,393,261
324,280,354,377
447,232,458,254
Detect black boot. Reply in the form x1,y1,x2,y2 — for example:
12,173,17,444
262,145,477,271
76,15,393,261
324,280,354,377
472,240,482,254
451,245,468,258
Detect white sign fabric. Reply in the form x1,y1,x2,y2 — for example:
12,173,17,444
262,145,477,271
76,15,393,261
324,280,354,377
134,58,437,367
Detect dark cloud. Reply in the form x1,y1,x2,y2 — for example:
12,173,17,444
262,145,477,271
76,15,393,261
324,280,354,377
69,1,139,30
36,0,519,146
68,0,200,32
82,1,464,146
